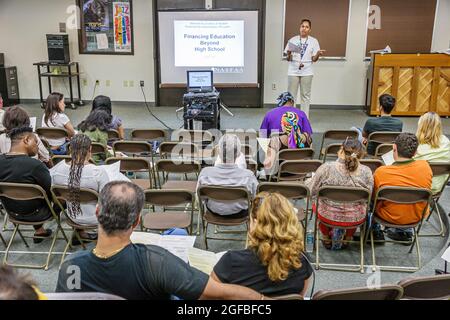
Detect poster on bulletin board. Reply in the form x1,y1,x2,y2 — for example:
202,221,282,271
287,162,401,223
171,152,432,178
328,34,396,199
77,0,134,55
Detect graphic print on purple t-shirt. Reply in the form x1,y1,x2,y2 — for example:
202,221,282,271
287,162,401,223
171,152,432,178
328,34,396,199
260,106,313,138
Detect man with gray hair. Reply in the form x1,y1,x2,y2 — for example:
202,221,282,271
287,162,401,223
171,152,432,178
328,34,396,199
197,134,258,217
56,181,263,300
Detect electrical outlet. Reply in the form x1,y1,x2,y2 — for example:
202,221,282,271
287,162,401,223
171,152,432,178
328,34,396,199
140,80,145,87
82,79,88,87
95,80,100,86
272,83,277,90
123,80,128,88
106,80,111,87
129,80,134,87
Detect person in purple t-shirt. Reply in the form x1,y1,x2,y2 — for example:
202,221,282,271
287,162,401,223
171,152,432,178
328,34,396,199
260,92,313,172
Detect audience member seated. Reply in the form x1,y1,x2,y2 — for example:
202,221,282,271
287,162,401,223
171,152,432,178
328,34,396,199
41,92,75,155
358,94,403,155
414,112,450,194
0,106,51,166
307,138,373,249
78,109,113,163
92,95,125,140
373,133,432,242
50,134,109,234
0,266,46,300
0,127,53,242
56,181,263,300
260,92,313,139
197,134,258,218
0,93,4,132
212,192,313,297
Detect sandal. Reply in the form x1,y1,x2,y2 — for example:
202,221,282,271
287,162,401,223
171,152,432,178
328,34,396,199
33,229,53,244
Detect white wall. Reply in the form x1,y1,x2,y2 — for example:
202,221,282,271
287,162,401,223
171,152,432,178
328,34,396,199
1,0,450,105
0,0,155,102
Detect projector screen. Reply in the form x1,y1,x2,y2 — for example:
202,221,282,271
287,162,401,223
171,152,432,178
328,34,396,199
158,11,259,85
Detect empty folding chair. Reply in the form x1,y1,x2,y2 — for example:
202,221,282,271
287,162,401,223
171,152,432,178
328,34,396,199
279,148,314,161
368,186,432,272
274,160,322,182
398,274,450,300
314,186,371,273
319,130,358,160
359,159,384,174
374,143,394,158
321,143,342,163
0,182,70,270
312,284,403,300
105,157,153,190
367,131,401,156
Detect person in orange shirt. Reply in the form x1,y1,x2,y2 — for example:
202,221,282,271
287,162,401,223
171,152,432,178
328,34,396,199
373,133,432,242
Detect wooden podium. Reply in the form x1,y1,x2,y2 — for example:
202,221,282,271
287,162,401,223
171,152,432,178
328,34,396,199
366,53,450,116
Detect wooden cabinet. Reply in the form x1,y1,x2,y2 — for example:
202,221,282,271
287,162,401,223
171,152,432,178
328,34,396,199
366,53,450,116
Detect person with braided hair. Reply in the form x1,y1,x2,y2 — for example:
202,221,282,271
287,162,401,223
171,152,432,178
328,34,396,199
50,134,110,231
306,138,373,250
262,93,312,173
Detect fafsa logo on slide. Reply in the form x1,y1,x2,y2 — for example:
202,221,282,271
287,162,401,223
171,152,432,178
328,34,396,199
174,20,244,67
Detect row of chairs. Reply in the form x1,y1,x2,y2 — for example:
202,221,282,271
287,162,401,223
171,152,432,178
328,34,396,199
42,273,450,300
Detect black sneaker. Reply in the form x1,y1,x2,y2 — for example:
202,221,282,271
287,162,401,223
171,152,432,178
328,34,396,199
33,229,53,244
386,229,412,244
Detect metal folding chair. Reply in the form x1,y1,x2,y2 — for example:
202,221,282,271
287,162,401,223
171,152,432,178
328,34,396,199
0,182,70,270
314,186,371,273
359,159,384,174
312,284,403,300
319,130,358,160
272,160,322,182
398,274,450,300
197,186,251,250
368,186,432,272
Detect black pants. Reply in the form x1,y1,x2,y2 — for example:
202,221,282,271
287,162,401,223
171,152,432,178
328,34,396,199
9,206,55,230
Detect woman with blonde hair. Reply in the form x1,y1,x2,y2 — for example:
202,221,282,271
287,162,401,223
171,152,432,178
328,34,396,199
211,192,313,297
414,112,450,194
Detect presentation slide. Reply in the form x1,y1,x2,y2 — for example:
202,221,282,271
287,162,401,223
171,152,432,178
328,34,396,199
174,20,244,67
158,11,258,85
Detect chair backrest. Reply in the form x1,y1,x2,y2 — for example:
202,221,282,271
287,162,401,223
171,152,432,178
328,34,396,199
359,159,384,174
320,130,358,154
174,130,213,144
36,127,68,140
144,189,194,207
105,157,152,173
429,162,450,194
368,131,401,144
258,182,310,201
312,285,403,300
279,148,314,161
198,185,251,204
322,143,342,161
113,141,152,156
91,142,107,155
374,186,431,205
398,274,450,300
246,159,258,175
51,185,100,204
51,155,96,165
317,186,371,204
156,159,201,174
270,294,304,300
0,182,47,202
45,292,125,300
131,129,166,141
107,129,120,140
277,160,323,181
159,142,198,158
374,143,394,157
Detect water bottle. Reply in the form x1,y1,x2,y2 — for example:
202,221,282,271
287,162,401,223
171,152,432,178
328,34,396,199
305,228,314,253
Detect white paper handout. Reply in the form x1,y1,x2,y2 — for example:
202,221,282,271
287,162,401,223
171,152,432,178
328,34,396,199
131,232,196,263
257,138,271,154
100,161,130,182
96,34,109,50
286,41,302,54
188,247,227,274
441,246,450,263
29,117,37,132
381,150,395,166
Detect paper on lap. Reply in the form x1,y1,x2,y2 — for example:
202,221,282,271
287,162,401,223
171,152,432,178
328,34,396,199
30,117,37,132
257,138,270,154
381,150,395,166
100,161,130,182
188,247,227,274
442,246,450,263
131,232,196,263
